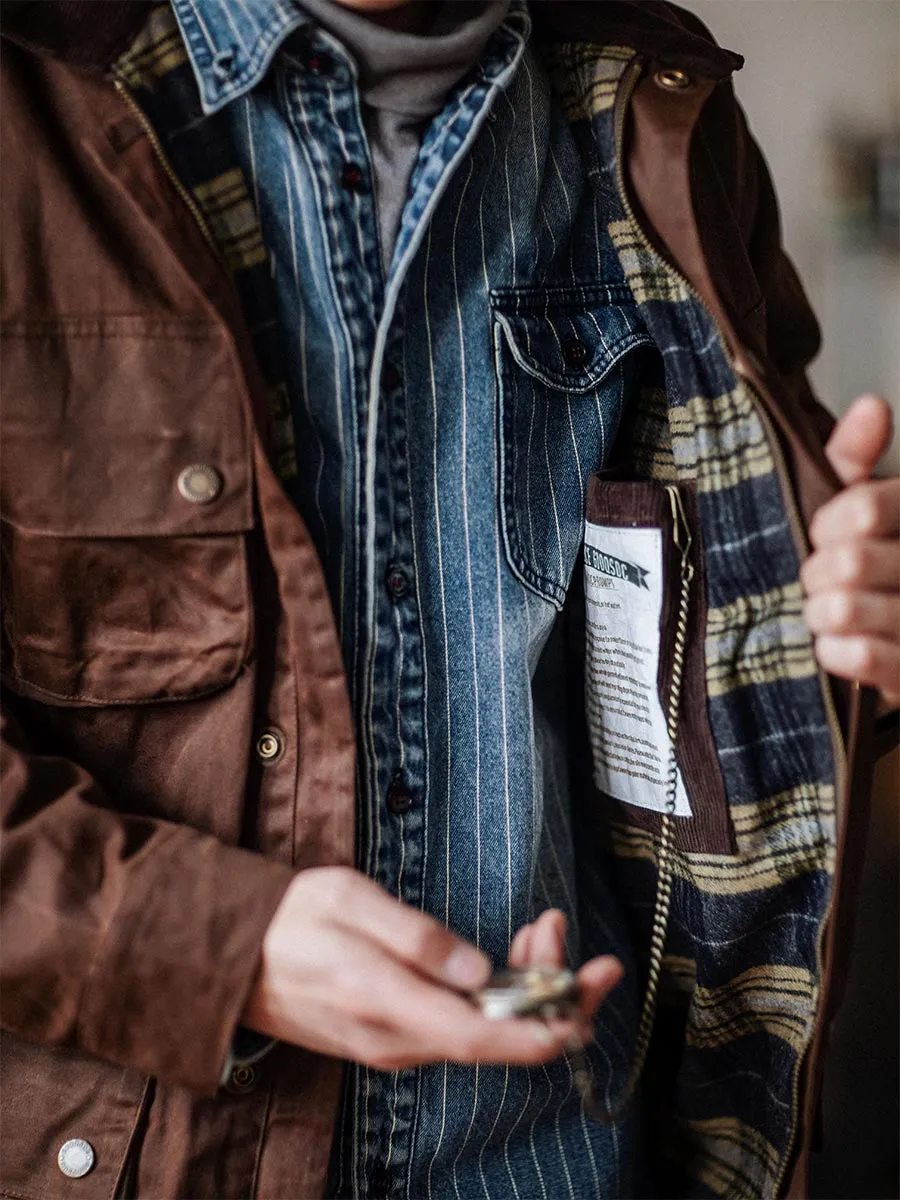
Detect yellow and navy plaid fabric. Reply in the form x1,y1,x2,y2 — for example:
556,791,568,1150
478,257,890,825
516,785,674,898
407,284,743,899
549,44,837,1198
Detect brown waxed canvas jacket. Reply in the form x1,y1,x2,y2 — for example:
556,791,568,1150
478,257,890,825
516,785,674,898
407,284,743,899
0,2,892,1197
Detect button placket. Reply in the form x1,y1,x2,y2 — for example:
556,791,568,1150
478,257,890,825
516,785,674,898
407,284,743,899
278,51,423,1185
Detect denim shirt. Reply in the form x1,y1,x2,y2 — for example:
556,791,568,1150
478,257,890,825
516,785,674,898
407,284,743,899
155,1,654,1194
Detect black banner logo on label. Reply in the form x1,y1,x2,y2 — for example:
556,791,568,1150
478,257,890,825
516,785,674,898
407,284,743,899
584,543,650,590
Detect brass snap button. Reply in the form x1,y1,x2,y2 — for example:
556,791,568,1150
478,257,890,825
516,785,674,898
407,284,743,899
654,67,694,91
226,1064,257,1094
255,729,284,765
58,1139,95,1179
177,464,223,504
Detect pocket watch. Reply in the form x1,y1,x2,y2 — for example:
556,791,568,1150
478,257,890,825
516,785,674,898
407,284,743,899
474,966,580,1020
475,966,609,1124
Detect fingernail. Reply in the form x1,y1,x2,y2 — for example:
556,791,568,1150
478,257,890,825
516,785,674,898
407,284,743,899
444,947,489,990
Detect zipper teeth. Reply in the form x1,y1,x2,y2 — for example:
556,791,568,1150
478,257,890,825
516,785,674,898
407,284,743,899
113,76,222,260
612,53,848,1194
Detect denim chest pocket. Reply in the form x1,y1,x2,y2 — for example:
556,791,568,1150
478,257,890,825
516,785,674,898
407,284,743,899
491,287,654,609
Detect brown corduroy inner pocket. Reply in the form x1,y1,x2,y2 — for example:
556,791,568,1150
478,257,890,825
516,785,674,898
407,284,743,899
582,473,735,856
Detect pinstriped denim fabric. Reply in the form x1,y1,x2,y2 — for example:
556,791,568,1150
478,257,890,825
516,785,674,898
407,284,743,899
130,1,657,1195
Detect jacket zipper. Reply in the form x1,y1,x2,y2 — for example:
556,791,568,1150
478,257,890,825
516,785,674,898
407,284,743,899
612,55,848,1195
112,76,222,262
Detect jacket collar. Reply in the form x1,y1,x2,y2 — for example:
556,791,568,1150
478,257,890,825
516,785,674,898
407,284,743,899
0,0,154,73
0,0,743,80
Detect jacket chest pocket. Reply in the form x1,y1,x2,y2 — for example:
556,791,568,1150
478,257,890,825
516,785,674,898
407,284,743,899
0,317,255,705
492,287,653,609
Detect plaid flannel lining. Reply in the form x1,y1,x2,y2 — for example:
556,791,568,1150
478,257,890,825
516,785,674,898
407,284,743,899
549,44,836,1197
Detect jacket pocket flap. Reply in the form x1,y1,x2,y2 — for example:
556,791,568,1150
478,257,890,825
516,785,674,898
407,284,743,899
491,286,653,394
1,318,253,537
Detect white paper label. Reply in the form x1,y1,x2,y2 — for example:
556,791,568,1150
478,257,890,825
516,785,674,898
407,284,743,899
583,522,691,816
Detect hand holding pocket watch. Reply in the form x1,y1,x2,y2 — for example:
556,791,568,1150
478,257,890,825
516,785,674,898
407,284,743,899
476,909,625,1123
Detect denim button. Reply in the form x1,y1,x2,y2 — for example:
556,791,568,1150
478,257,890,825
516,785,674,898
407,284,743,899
340,162,365,192
305,50,331,75
385,566,409,602
212,45,239,81
370,1164,392,1196
562,338,589,367
58,1139,94,1179
386,773,413,815
381,362,401,391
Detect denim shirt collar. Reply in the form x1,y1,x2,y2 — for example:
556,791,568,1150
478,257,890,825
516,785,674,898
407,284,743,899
170,0,310,114
171,0,530,117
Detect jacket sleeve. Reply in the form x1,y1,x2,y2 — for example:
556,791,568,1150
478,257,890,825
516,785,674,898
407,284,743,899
0,701,295,1094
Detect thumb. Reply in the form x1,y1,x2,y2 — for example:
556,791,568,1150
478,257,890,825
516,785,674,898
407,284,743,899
824,394,893,486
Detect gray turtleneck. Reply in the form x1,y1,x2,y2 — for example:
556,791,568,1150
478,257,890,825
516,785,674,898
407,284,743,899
298,0,511,266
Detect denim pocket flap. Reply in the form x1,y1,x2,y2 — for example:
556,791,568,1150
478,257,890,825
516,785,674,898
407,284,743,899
491,287,654,395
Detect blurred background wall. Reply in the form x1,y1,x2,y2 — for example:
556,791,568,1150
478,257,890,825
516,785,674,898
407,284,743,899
690,0,899,472
687,5,900,1196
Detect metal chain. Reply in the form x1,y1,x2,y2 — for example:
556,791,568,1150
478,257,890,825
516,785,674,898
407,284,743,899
574,484,695,1125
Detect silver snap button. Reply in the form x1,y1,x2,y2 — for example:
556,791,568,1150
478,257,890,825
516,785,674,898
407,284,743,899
255,729,284,765
177,464,223,505
58,1138,95,1179
654,67,694,91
